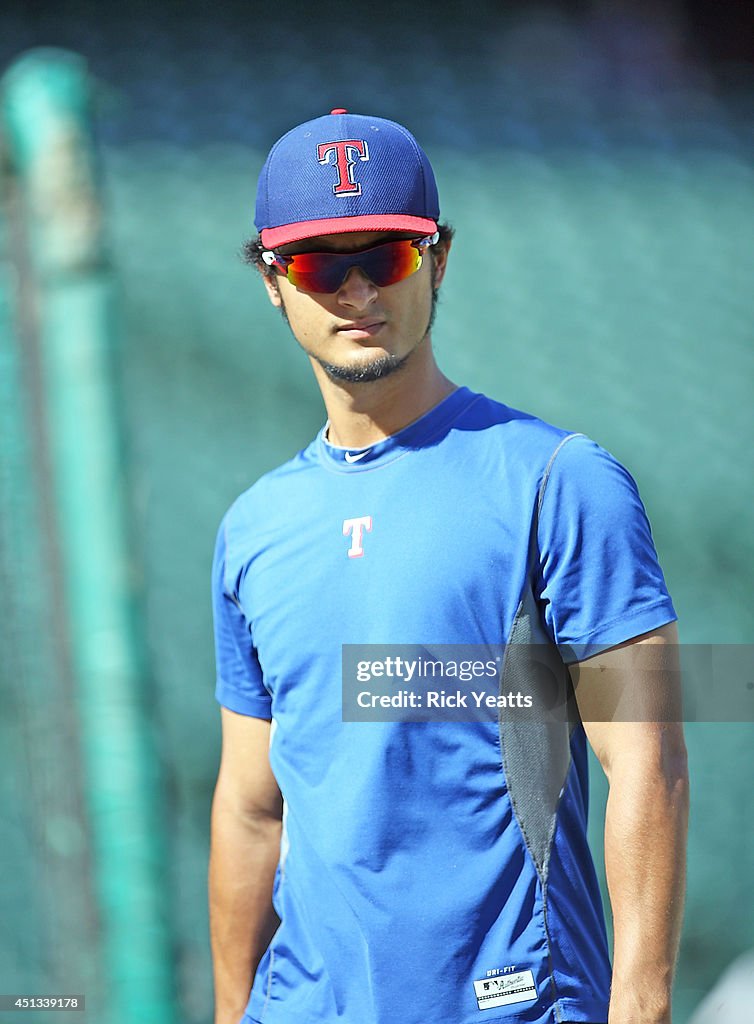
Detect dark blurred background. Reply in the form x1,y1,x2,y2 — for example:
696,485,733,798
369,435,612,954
1,2,752,1022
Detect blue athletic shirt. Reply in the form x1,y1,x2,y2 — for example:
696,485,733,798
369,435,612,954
212,387,676,1024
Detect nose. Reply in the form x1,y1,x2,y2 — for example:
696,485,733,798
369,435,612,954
335,266,378,310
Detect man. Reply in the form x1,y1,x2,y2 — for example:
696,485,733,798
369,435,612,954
209,109,689,1024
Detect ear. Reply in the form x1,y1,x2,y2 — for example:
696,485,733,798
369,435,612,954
431,239,451,288
261,271,283,308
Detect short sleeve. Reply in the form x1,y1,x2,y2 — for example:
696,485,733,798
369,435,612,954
212,515,272,718
536,435,676,662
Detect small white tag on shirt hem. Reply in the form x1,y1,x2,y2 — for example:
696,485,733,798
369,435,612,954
473,969,538,1010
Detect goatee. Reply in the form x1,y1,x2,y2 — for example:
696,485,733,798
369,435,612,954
316,351,410,384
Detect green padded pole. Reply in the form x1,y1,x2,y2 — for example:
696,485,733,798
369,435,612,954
1,49,176,1024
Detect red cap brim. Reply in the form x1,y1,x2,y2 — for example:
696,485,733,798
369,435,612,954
260,214,438,249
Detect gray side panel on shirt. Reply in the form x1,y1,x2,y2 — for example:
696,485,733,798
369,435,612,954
498,583,580,888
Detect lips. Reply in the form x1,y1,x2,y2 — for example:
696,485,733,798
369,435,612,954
335,320,386,338
336,320,385,333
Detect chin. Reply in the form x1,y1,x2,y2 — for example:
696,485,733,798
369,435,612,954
319,351,409,384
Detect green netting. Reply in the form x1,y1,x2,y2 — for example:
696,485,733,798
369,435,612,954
0,178,98,1004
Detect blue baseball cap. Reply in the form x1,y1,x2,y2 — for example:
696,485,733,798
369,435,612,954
255,109,440,248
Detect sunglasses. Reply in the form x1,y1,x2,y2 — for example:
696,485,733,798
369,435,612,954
261,232,439,294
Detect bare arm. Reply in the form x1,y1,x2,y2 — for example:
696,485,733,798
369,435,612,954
209,709,283,1024
572,622,690,1024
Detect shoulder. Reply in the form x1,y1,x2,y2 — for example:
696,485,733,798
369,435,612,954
536,432,644,516
453,389,589,479
224,439,319,525
459,390,650,529
215,438,320,576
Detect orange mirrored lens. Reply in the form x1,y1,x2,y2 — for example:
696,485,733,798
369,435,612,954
284,239,424,293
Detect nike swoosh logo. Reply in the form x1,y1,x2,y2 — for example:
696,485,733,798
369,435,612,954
344,450,370,463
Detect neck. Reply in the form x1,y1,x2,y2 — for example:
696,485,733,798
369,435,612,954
314,335,457,449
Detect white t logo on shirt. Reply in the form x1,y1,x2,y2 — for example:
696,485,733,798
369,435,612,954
343,516,372,558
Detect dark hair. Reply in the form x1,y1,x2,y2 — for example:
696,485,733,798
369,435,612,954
241,222,455,280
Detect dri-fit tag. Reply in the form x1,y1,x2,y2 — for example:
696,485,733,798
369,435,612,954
473,969,538,1010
